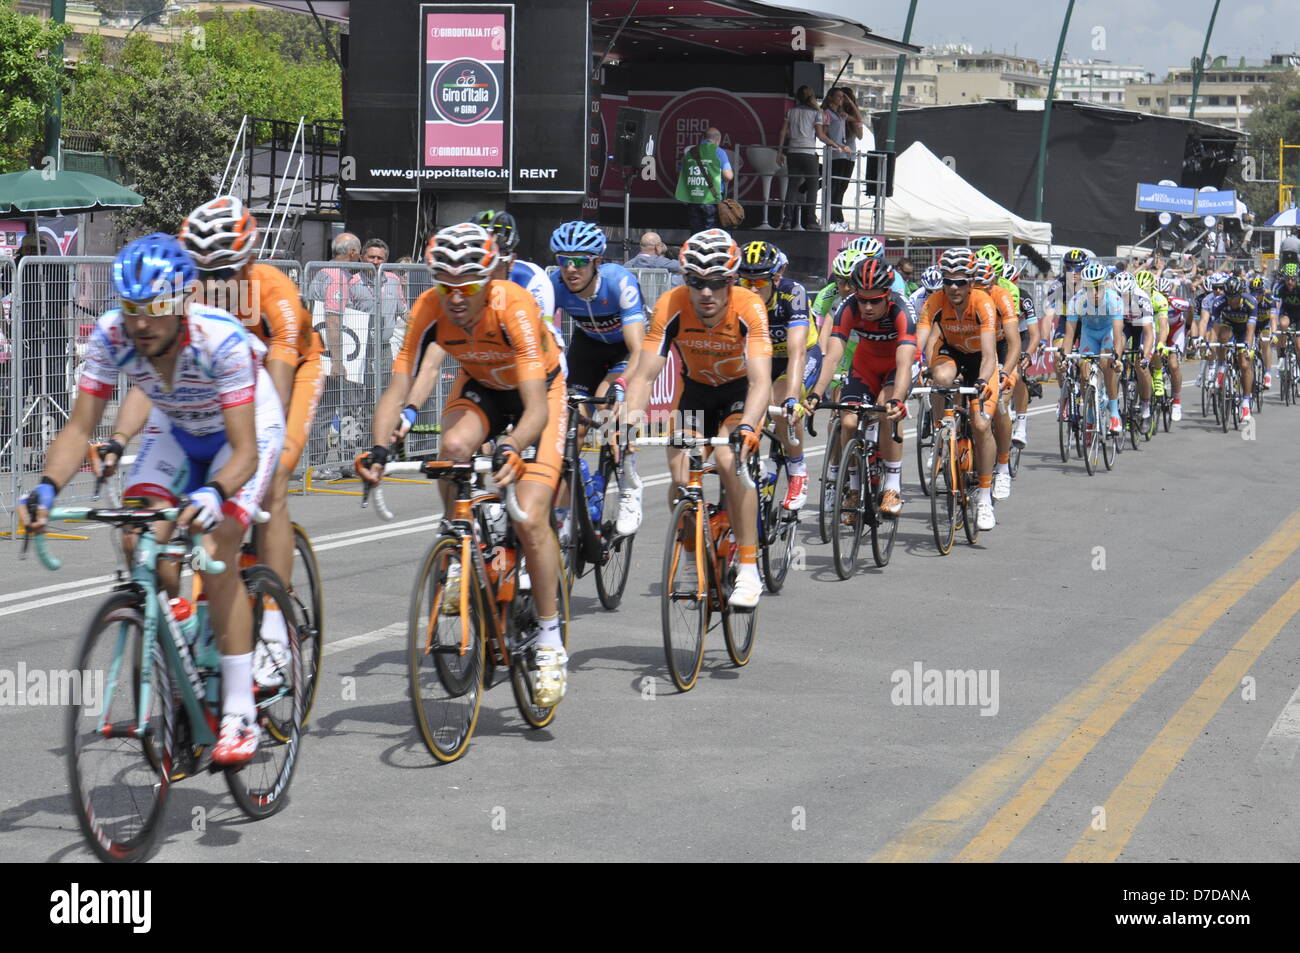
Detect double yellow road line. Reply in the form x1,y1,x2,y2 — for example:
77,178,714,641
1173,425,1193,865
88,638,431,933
874,509,1300,863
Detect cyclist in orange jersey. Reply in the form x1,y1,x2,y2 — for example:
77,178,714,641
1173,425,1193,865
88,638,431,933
915,247,999,531
356,223,570,707
973,258,1022,503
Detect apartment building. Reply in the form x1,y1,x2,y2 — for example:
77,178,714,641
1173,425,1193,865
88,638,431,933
824,44,1048,109
1142,53,1300,131
1053,57,1154,106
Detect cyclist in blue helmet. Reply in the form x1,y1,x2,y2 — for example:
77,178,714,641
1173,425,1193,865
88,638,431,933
549,220,646,535
20,232,287,768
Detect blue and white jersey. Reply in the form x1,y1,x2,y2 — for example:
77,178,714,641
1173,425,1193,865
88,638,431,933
906,285,930,320
550,262,645,344
511,258,564,351
890,269,908,298
1066,288,1124,333
79,305,271,455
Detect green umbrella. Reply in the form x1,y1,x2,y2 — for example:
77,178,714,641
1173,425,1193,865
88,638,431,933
0,168,142,215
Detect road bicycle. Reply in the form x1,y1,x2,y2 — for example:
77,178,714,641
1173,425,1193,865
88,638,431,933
1060,352,1117,475
1118,350,1151,449
25,502,303,862
1046,346,1083,464
913,385,981,555
1211,341,1249,433
1150,344,1176,433
365,454,569,763
93,448,324,725
638,433,758,693
810,400,900,578
557,393,635,609
1277,329,1300,406
817,371,847,541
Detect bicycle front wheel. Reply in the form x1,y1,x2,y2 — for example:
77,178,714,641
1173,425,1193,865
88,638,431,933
290,523,323,725
870,466,898,567
831,438,865,579
594,454,635,610
758,464,786,594
67,593,174,863
661,499,707,692
817,412,838,543
408,537,485,763
916,403,933,496
930,436,955,555
1057,391,1071,463
1083,385,1100,476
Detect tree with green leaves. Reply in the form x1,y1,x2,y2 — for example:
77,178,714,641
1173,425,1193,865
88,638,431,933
1228,71,1300,217
99,49,239,235
0,0,72,172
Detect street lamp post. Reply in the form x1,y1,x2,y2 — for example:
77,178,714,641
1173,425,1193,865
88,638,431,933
1034,0,1076,221
1188,0,1223,121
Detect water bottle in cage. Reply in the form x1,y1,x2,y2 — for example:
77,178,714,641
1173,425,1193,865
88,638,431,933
485,501,508,546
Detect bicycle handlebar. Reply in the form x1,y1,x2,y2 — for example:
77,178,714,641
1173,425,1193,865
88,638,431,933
364,456,524,522
635,434,755,488
24,505,224,574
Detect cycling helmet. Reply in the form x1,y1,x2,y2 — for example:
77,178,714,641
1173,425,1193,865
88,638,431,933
426,223,500,279
1062,248,1088,270
938,246,977,277
973,258,995,286
179,195,259,272
113,232,198,303
921,265,944,292
1106,264,1119,278
976,244,1005,279
1112,271,1136,294
1003,261,1023,282
1223,276,1247,298
549,220,607,256
845,236,885,259
1080,261,1108,286
1282,262,1299,279
739,240,782,277
679,229,741,277
1248,275,1267,294
850,257,895,294
1157,276,1177,295
1207,271,1228,290
831,248,867,280
1134,270,1156,294
472,209,519,254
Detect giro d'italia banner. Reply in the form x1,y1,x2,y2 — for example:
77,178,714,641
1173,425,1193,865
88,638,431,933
419,4,512,187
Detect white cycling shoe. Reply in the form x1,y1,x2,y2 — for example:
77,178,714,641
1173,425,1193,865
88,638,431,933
729,569,762,609
615,480,643,536
992,471,1012,501
976,498,996,531
531,646,568,708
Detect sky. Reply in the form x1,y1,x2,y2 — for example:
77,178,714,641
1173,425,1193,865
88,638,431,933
811,0,1300,79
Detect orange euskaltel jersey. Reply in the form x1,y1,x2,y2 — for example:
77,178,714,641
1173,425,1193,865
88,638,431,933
986,284,1020,342
642,285,772,386
232,263,322,365
396,280,561,389
917,288,998,354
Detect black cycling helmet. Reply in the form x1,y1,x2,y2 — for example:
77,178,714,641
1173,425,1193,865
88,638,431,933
738,240,781,277
1223,276,1247,298
1248,275,1266,294
851,257,895,294
472,209,519,254
1063,248,1088,270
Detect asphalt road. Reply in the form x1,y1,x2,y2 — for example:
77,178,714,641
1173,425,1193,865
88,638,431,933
3,380,1300,863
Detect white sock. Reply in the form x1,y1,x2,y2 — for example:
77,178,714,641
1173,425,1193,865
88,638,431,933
884,461,902,493
221,652,255,719
260,600,289,649
537,616,564,651
979,487,992,505
827,464,839,481
995,462,1010,475
738,561,761,582
787,455,807,477
1141,401,1150,414
1015,414,1027,425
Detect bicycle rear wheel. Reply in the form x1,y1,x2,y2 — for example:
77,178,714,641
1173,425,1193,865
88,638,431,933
594,455,635,610
661,499,707,692
290,523,323,725
817,412,839,543
67,592,174,863
721,550,759,667
929,436,955,555
407,537,485,763
916,403,933,497
758,462,786,593
509,546,570,728
1082,385,1100,476
226,566,304,819
831,438,866,579
1057,390,1071,463
961,473,980,545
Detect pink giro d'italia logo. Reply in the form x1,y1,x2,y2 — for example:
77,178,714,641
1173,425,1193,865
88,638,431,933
431,59,499,125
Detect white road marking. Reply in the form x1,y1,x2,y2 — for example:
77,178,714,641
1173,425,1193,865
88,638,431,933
322,622,405,656
1257,680,1300,767
0,572,117,605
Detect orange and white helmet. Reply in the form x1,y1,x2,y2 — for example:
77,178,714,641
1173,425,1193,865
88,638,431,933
179,195,260,272
425,223,500,279
679,229,741,278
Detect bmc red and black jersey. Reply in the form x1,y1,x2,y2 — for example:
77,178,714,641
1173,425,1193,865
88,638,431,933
831,291,917,379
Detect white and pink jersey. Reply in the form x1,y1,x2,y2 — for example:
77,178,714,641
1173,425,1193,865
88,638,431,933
79,305,270,437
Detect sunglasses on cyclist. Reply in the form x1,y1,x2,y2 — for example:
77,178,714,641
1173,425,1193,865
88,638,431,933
434,279,487,297
121,295,185,317
739,276,774,288
684,275,730,291
201,266,241,282
855,291,888,304
942,277,969,288
555,255,595,269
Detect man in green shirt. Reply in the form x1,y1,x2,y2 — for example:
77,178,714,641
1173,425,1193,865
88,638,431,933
675,127,734,232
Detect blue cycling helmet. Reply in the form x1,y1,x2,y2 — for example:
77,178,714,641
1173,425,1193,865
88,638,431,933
113,232,197,303
550,221,607,255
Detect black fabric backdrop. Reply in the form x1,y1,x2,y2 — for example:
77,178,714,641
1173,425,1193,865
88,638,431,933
875,102,1241,255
